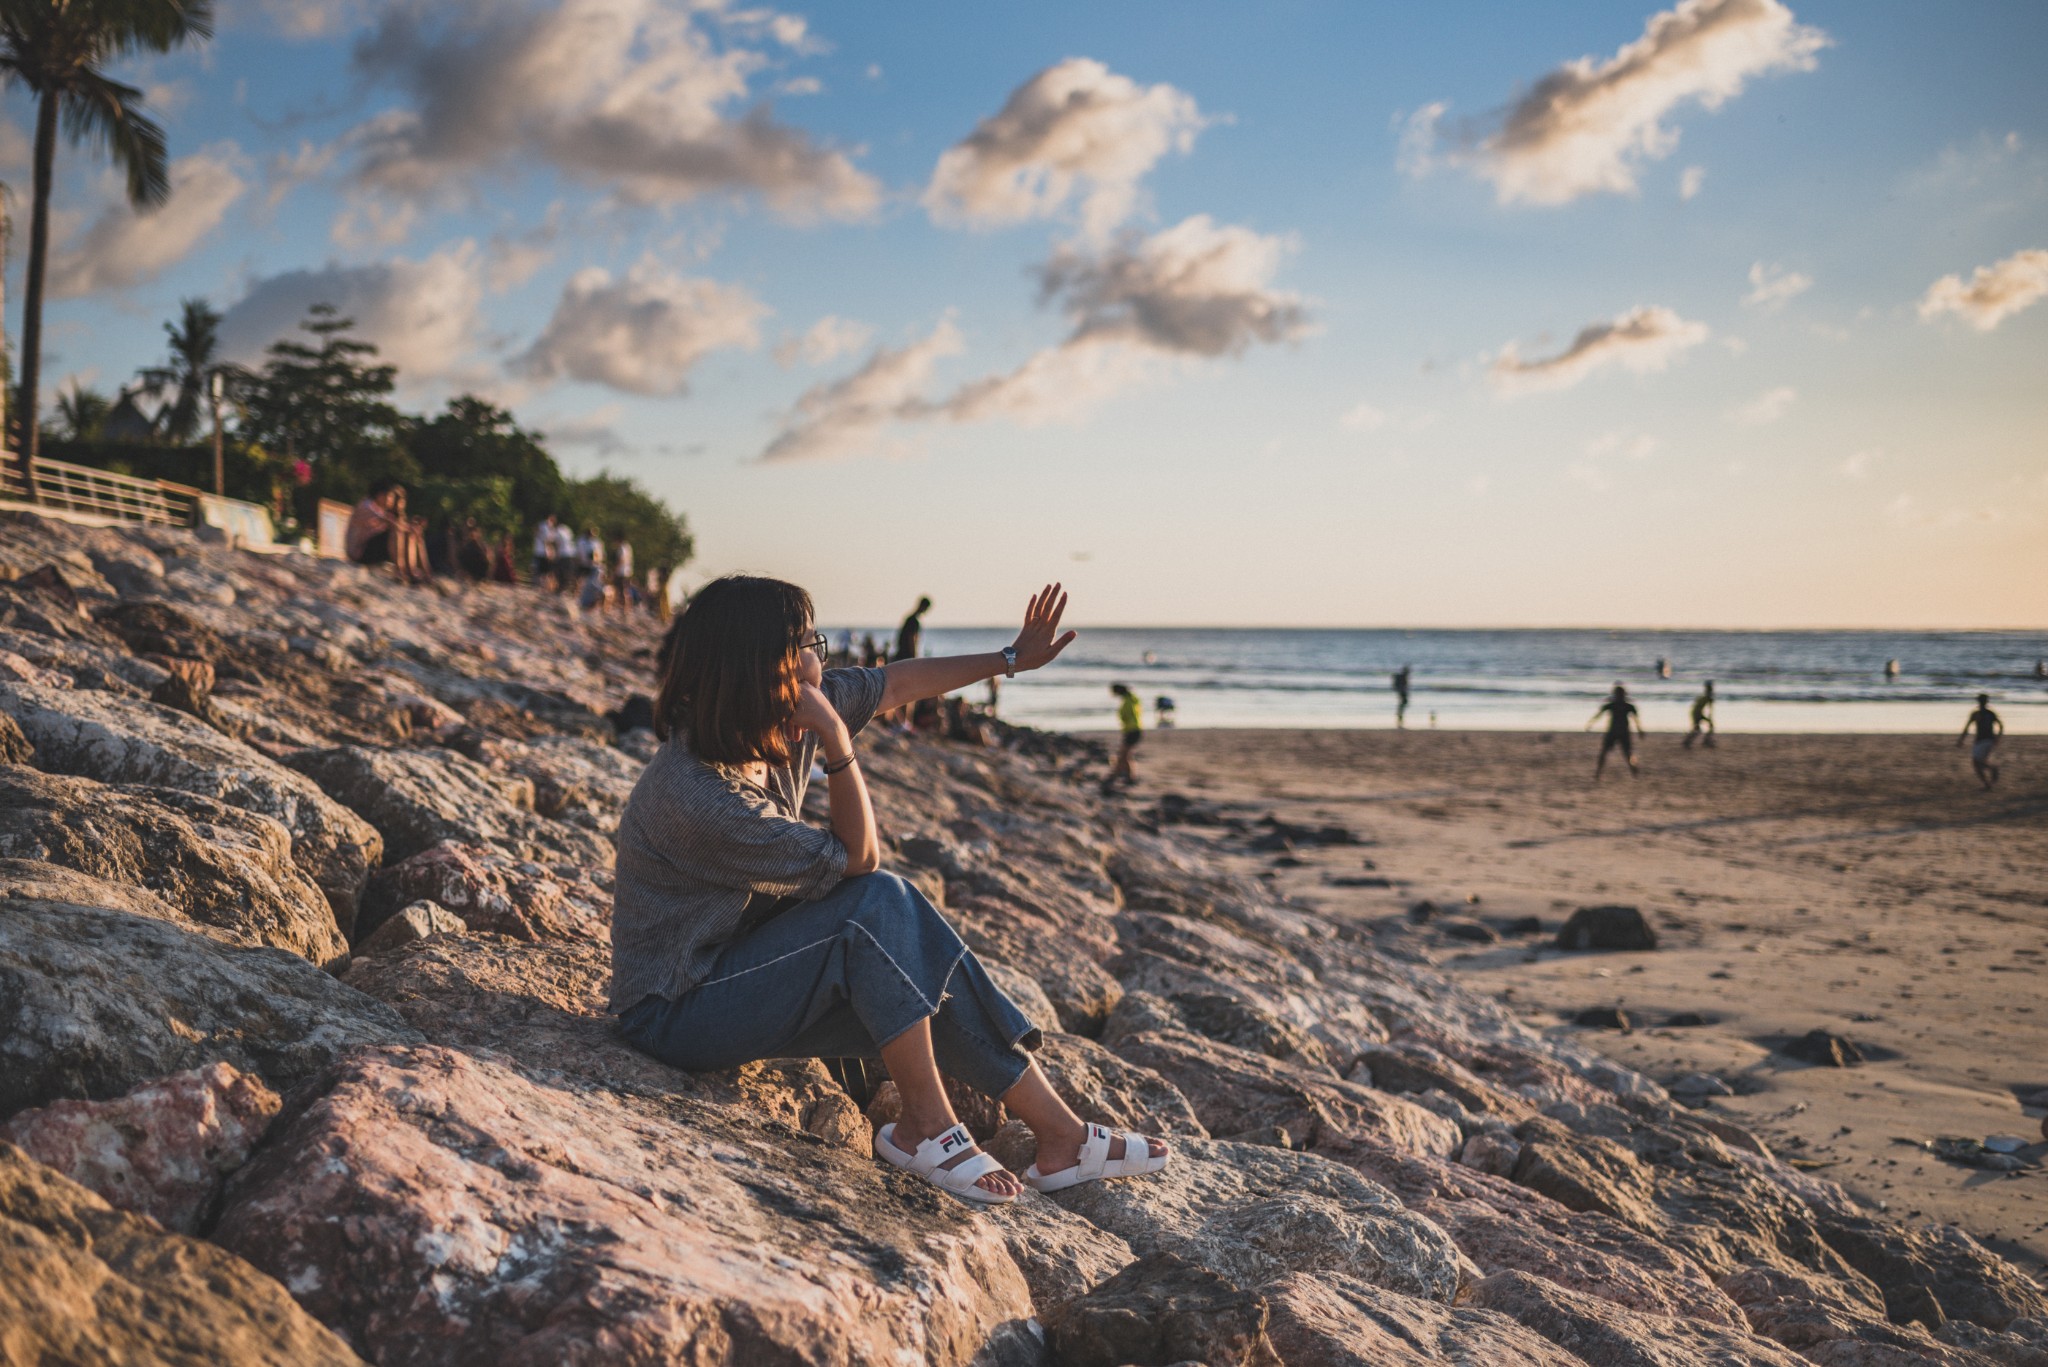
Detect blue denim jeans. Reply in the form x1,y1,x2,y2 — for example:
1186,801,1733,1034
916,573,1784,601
619,871,1041,1099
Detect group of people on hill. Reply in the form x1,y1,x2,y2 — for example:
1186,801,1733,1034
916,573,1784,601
341,481,662,613
530,514,657,615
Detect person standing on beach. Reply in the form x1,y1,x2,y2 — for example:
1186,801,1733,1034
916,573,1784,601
1587,683,1645,779
895,597,932,662
1958,694,2004,789
1683,681,1716,750
1106,683,1142,792
1393,665,1412,728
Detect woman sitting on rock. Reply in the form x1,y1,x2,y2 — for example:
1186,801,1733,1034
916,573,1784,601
610,575,1169,1206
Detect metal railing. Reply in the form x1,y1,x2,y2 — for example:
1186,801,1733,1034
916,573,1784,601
0,453,198,528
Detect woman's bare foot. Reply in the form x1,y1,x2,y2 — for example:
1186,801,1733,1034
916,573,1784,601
1030,1116,1169,1177
891,1113,1023,1199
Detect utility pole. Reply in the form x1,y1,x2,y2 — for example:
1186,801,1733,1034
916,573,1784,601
209,370,224,496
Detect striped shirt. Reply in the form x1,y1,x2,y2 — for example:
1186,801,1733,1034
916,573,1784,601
608,666,886,1013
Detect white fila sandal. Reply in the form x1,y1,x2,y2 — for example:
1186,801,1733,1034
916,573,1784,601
1022,1122,1170,1193
874,1122,1017,1207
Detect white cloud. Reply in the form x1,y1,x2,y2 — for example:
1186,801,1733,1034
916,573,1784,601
1586,431,1660,459
1917,248,2048,332
923,57,1206,240
1743,260,1812,309
47,148,247,298
343,0,877,222
545,404,631,456
218,241,486,382
1490,305,1709,395
1413,0,1827,205
264,139,340,212
513,263,766,396
760,319,965,463
1729,384,1796,425
1340,402,1387,432
247,0,367,37
1679,164,1706,199
774,314,874,367
1838,448,1877,479
760,215,1307,459
937,215,1309,424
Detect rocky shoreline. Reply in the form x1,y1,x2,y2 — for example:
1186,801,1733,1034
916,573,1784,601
2,511,2046,1366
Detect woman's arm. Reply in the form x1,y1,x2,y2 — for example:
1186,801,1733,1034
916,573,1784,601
878,583,1076,712
795,682,879,876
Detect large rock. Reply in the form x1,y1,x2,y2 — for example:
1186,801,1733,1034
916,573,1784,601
985,1194,1137,1319
0,682,380,926
1104,987,1334,1072
1466,1268,1813,1365
355,839,611,946
0,1140,360,1366
1048,1136,1468,1304
283,743,611,867
343,933,868,1150
0,898,418,1121
0,764,349,967
1263,1270,1585,1365
1814,1208,2048,1331
1042,1252,1279,1367
1718,1264,1966,1364
1347,1148,1749,1330
1511,1122,1663,1232
213,1045,1035,1366
1112,1026,1463,1157
0,1062,281,1233
1030,1031,1208,1138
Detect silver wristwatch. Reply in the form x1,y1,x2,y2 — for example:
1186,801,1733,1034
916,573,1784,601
1000,646,1017,678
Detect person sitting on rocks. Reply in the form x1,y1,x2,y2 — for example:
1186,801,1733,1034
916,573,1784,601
610,575,1169,1207
344,478,429,583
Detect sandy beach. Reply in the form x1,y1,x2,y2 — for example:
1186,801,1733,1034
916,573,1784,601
1134,726,2048,1274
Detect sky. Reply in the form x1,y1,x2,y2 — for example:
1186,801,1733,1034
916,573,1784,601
3,0,2045,630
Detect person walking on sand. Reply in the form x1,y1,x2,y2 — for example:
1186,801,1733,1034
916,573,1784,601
1392,665,1412,729
1958,694,2004,789
1683,681,1716,750
1106,683,1142,792
1587,683,1645,779
609,577,1167,1207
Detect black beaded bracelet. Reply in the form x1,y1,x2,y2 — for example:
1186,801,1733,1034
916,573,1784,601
822,752,857,775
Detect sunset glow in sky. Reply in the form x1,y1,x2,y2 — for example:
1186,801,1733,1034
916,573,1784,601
5,0,2045,628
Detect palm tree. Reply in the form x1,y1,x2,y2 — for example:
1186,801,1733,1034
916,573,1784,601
54,382,108,440
137,296,219,443
0,0,213,501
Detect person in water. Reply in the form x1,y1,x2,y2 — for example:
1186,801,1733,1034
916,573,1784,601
1107,683,1142,791
610,577,1168,1207
1588,683,1645,779
1392,665,1412,728
1958,693,2004,789
1683,681,1716,750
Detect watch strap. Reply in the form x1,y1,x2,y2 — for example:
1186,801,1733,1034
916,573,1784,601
1001,646,1017,678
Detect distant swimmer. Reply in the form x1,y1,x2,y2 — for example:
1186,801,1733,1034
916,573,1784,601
1587,683,1645,779
2036,660,2046,680
1683,681,1716,750
1393,665,1412,729
1656,657,1671,679
1958,693,2004,789
1155,695,1177,728
1885,659,1900,679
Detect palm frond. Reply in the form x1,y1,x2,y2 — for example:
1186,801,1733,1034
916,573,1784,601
61,68,168,207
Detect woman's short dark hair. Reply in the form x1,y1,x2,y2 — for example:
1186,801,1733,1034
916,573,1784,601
654,574,813,766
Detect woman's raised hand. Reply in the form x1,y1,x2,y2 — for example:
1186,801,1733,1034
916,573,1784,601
1009,584,1078,672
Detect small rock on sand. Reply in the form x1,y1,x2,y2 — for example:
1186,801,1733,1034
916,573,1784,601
1782,1030,1865,1068
1572,1007,1631,1031
1554,905,1657,952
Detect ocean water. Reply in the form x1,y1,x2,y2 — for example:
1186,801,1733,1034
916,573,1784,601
827,626,2048,734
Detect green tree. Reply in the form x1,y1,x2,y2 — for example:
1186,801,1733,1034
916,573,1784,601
137,295,223,442
52,382,107,439
232,304,410,518
560,471,694,575
0,0,213,498
401,395,565,532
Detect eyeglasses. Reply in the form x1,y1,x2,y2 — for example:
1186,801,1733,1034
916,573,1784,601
802,632,830,659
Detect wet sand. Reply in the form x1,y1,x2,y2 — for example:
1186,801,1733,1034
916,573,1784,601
1131,726,2048,1275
